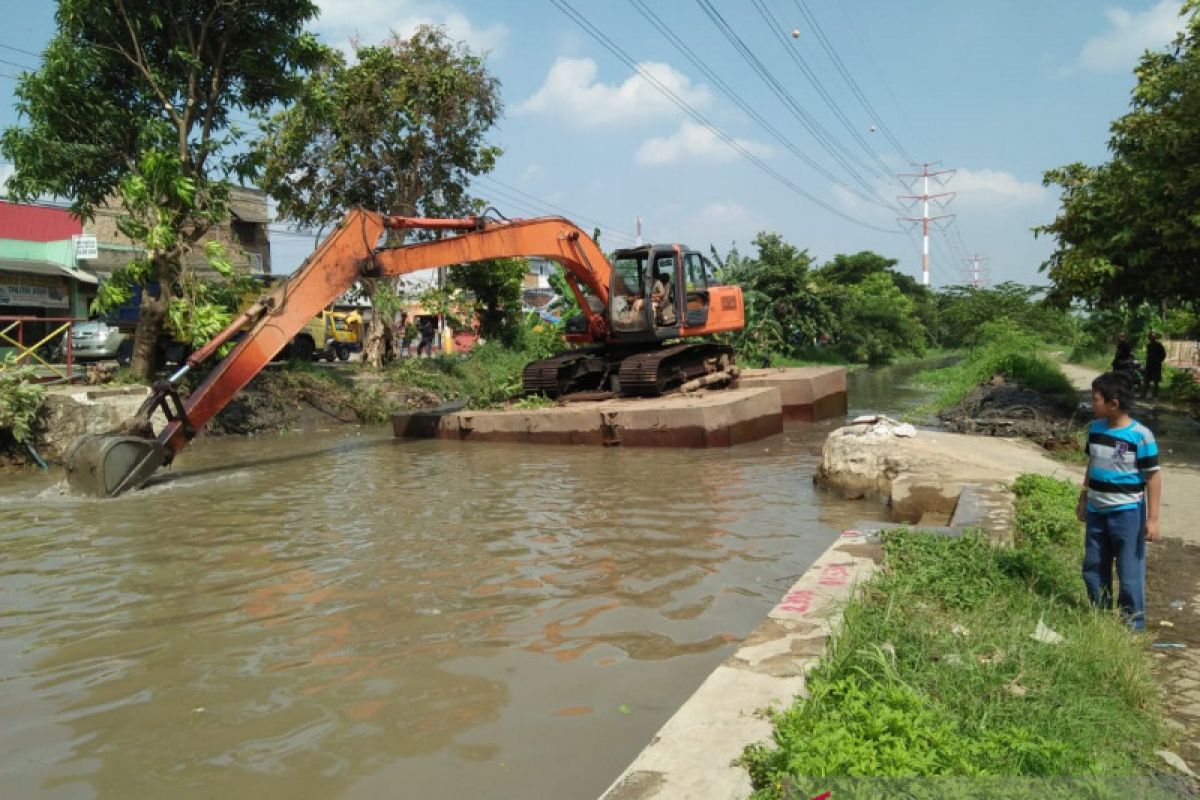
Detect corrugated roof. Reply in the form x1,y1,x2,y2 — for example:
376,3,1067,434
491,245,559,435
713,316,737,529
0,200,82,242
0,257,99,284
228,189,269,224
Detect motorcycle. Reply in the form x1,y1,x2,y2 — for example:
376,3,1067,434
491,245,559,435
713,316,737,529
1111,357,1145,395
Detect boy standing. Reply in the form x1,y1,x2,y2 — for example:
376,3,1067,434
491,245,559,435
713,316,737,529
1076,372,1162,630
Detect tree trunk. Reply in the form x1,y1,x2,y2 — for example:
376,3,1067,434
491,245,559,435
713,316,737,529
361,277,396,368
130,284,169,381
362,312,395,367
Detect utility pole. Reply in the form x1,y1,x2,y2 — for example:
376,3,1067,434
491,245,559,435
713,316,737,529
963,253,990,288
898,162,956,287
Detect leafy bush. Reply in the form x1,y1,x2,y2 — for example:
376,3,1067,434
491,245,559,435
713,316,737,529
1162,366,1200,409
0,357,46,443
1011,474,1082,547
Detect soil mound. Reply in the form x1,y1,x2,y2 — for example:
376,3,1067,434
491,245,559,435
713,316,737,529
939,378,1081,450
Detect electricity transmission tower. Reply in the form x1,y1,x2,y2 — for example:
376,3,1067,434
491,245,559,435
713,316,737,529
898,162,956,286
963,253,990,288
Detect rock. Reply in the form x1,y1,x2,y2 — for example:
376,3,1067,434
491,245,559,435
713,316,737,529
816,424,1074,512
35,387,150,463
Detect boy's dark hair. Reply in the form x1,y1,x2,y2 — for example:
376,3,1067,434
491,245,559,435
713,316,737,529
1093,371,1135,410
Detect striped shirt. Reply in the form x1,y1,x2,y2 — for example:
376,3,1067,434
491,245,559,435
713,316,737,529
1084,418,1160,513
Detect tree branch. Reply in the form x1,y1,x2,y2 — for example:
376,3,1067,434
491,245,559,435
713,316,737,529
113,0,182,129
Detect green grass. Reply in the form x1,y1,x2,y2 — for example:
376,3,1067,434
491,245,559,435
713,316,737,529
383,341,545,409
740,474,1167,799
913,330,1076,414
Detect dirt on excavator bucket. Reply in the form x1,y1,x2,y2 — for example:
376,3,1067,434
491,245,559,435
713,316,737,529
64,432,170,498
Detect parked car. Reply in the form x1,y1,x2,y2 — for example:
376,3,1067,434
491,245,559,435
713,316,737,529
70,320,127,361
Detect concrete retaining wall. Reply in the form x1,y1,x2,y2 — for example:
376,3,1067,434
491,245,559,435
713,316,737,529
392,367,849,449
600,529,882,799
738,366,847,420
396,387,785,448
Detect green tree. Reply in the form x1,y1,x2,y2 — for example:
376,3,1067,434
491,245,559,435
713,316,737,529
449,258,527,345
1,0,321,379
1037,1,1200,308
836,272,927,365
258,27,502,367
814,250,938,348
817,250,897,285
743,232,829,350
936,282,1075,348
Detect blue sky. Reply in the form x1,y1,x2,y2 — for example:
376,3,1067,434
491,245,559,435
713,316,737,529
0,0,1190,287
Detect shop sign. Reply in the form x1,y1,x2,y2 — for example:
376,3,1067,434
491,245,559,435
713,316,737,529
72,234,98,260
0,273,70,308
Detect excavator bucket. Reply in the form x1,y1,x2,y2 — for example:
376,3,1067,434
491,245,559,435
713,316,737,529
64,433,170,498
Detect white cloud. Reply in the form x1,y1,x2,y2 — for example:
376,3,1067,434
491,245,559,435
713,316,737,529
519,164,544,183
314,0,508,55
1076,0,1183,73
516,57,712,127
636,121,772,166
951,168,1049,208
0,163,13,195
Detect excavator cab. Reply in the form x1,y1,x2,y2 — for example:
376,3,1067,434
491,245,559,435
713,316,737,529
608,245,683,340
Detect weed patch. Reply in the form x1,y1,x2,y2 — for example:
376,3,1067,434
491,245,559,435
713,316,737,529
740,475,1166,798
915,323,1076,415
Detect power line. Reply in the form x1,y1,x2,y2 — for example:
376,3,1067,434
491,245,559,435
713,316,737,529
473,174,639,244
695,0,894,206
791,0,915,164
742,0,896,182
0,56,34,72
547,0,901,234
0,42,40,60
834,1,921,145
628,0,892,211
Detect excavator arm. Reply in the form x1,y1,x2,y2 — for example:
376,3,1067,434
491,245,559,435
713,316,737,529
64,210,616,497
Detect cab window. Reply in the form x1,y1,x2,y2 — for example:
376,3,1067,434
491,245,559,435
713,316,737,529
684,253,708,291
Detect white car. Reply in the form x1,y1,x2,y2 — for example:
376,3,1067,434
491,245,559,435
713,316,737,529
70,320,127,361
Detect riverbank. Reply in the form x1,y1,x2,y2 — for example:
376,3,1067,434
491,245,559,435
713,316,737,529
741,474,1188,798
608,361,1200,795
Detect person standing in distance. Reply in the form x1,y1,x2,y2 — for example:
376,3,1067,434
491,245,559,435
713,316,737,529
1145,332,1167,399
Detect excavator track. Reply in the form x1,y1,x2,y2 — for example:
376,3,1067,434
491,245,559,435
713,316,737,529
521,348,615,397
617,342,735,397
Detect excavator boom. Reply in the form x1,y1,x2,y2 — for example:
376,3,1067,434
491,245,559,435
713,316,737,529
64,211,618,496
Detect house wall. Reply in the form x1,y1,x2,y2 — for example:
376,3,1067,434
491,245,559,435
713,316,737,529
85,186,272,280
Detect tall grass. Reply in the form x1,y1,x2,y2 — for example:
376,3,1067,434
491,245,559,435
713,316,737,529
916,321,1076,412
740,474,1167,799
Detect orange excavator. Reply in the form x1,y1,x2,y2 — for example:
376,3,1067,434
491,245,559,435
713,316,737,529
64,210,744,497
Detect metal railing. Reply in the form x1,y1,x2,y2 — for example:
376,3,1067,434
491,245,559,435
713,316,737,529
0,316,84,383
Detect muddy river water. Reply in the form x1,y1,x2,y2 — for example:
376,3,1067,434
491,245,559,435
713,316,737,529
0,370,915,799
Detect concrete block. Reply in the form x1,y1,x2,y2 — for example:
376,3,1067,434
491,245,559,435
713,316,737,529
739,366,847,420
395,387,785,449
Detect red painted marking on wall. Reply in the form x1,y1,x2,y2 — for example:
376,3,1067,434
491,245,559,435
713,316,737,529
779,589,813,613
818,564,851,586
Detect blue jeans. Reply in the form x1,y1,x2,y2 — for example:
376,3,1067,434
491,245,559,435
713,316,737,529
1082,506,1146,630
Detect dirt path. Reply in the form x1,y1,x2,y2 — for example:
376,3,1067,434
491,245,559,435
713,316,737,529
1059,358,1200,777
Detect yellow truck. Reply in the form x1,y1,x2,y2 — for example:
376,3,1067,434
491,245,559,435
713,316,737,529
290,309,363,362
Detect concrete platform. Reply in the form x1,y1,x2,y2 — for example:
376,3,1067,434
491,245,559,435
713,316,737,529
393,386,784,448
738,366,847,420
